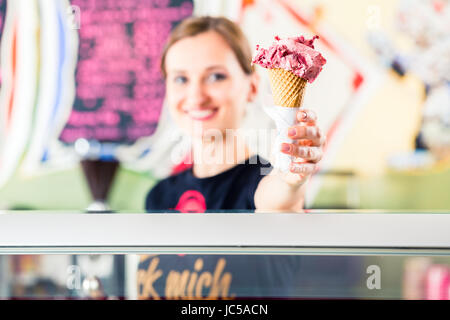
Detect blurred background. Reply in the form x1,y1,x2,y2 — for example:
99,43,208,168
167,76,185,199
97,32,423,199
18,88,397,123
0,0,449,211
0,0,449,300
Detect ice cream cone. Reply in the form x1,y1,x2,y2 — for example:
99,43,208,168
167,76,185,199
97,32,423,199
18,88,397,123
253,35,325,172
268,68,307,108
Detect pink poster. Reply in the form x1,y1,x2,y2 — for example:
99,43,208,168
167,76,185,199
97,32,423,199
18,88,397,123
60,0,193,144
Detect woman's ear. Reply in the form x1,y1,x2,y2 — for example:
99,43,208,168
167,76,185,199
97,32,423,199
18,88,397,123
247,72,260,103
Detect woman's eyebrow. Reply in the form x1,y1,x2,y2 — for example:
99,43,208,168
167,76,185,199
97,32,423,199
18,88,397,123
205,65,226,71
168,66,226,74
169,69,186,74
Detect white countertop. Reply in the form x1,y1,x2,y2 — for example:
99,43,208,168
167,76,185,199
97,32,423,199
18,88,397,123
0,212,449,254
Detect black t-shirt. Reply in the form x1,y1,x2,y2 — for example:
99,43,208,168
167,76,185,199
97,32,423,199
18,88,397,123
140,155,302,299
145,155,272,213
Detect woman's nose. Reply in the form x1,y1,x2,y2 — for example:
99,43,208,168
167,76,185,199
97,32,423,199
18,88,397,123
185,82,208,108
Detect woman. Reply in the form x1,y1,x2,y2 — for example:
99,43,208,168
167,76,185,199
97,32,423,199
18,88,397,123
138,16,325,299
145,16,325,213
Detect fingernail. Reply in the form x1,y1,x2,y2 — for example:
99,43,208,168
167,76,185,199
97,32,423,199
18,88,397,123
301,111,307,120
288,128,296,137
281,144,291,152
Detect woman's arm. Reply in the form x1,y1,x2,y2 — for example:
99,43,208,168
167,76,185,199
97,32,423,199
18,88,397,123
254,171,307,211
254,109,325,211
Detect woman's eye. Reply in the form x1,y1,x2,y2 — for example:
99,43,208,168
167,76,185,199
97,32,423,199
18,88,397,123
174,75,188,84
207,72,227,82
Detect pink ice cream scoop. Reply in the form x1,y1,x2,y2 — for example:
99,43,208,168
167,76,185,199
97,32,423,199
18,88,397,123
252,35,327,83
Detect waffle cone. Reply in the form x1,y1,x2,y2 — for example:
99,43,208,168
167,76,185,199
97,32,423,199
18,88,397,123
268,68,307,108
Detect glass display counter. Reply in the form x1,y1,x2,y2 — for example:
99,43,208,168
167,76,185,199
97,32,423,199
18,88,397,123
0,210,449,300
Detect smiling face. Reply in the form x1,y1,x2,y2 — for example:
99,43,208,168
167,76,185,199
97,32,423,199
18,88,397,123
164,31,258,138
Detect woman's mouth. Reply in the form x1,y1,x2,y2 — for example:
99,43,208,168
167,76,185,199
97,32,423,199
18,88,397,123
186,108,218,121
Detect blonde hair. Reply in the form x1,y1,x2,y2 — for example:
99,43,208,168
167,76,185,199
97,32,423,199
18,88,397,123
160,16,254,78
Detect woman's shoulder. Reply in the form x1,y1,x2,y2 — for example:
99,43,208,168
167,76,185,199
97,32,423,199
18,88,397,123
235,155,273,205
211,155,272,183
242,155,272,175
246,155,271,167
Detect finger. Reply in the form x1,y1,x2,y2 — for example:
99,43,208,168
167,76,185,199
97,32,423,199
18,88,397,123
288,125,325,146
296,135,326,147
289,162,317,176
297,139,314,147
297,109,317,124
282,146,323,163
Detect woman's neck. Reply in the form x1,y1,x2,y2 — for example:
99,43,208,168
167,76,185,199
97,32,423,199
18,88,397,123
191,131,252,178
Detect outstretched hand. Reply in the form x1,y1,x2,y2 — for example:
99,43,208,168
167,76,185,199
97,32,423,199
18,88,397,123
279,108,326,185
